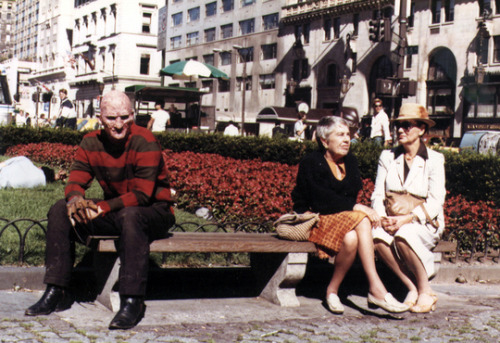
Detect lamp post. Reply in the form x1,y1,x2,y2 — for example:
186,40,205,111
233,45,249,136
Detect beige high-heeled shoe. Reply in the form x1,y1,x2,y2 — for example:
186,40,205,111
410,292,438,313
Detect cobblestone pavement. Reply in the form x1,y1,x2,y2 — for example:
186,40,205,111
1,283,499,342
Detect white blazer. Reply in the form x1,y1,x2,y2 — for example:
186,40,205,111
371,147,446,232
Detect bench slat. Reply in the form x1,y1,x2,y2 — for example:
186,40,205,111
98,232,317,253
433,240,457,253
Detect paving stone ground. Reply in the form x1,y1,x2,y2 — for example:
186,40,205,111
1,282,499,343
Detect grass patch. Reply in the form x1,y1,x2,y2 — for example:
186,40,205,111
0,159,246,267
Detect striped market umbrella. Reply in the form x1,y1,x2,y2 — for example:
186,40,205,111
160,60,228,80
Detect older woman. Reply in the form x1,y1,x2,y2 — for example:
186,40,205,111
371,103,446,313
292,116,408,314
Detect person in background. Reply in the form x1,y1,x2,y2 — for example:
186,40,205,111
292,116,409,315
370,98,392,146
272,121,287,139
37,113,50,127
294,111,308,141
147,101,170,133
224,121,239,136
371,103,446,313
25,90,176,330
15,110,27,127
56,89,77,129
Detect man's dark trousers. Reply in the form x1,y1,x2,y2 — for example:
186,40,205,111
43,199,174,296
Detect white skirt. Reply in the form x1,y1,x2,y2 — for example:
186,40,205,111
372,223,441,278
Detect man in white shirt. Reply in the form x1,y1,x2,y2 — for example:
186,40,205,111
224,121,239,136
294,111,307,141
370,98,392,146
56,89,77,129
147,102,171,133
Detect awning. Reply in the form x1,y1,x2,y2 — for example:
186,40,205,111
124,85,205,103
256,106,334,123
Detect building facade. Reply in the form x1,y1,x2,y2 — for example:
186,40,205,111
0,0,15,60
163,0,282,134
13,0,40,62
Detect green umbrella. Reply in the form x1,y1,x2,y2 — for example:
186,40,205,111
160,60,228,80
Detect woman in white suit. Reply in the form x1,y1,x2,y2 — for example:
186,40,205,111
371,103,446,313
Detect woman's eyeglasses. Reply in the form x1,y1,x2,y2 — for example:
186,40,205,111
395,121,418,130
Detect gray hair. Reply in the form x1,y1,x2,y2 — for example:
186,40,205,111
316,116,349,141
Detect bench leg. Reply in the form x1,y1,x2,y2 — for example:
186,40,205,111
251,252,308,307
94,253,120,312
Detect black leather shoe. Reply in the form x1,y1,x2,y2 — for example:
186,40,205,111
25,285,67,316
108,296,146,330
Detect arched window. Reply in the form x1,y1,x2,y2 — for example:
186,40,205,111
426,48,456,115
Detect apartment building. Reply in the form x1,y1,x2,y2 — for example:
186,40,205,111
0,0,15,60
163,0,282,134
13,0,40,62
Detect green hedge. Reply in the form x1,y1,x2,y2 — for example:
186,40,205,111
1,126,499,205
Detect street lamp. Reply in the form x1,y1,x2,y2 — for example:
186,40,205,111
233,45,249,136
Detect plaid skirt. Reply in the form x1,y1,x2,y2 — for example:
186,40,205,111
309,211,367,259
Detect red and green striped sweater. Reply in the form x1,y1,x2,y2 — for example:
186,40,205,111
65,124,174,215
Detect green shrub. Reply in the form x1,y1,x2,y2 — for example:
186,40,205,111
0,126,84,154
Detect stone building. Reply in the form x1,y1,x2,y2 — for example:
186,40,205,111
163,0,283,134
0,0,15,60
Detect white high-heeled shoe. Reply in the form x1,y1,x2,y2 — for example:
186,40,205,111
326,293,344,314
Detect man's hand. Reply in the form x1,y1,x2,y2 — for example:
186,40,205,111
67,196,103,225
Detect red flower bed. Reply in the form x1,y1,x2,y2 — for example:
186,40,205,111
163,150,297,222
5,143,499,244
6,143,78,170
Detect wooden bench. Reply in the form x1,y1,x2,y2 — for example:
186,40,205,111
92,232,456,312
93,232,317,311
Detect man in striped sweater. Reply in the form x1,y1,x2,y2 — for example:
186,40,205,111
25,90,176,330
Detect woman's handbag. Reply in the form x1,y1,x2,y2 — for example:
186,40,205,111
273,212,320,241
384,191,439,229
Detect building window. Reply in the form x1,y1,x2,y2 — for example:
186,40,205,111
204,54,215,66
186,32,199,46
218,79,230,92
496,0,500,14
326,64,337,87
186,56,198,61
427,49,456,116
432,0,441,24
239,19,254,35
206,2,217,17
324,17,332,41
241,0,255,7
140,54,150,75
222,0,234,12
260,74,275,89
353,13,359,36
444,0,454,22
188,7,200,22
172,12,182,26
262,13,279,30
478,34,490,65
142,12,152,33
221,51,232,65
261,43,277,60
170,35,182,49
237,76,252,91
479,0,492,16
205,27,216,42
237,47,253,62
293,59,309,81
221,23,233,39
494,36,500,62
295,23,310,44
202,80,213,92
408,2,415,27
333,17,340,39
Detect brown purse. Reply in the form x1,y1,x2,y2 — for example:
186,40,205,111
384,191,439,229
274,212,320,241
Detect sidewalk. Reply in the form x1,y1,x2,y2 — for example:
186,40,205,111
0,263,499,342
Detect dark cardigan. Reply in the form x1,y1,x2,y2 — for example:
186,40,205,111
292,151,362,215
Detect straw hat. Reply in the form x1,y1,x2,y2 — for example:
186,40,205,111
393,103,435,128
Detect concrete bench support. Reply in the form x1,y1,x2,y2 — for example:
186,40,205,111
253,252,309,307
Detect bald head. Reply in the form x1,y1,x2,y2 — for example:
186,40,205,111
99,90,134,143
100,90,133,115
